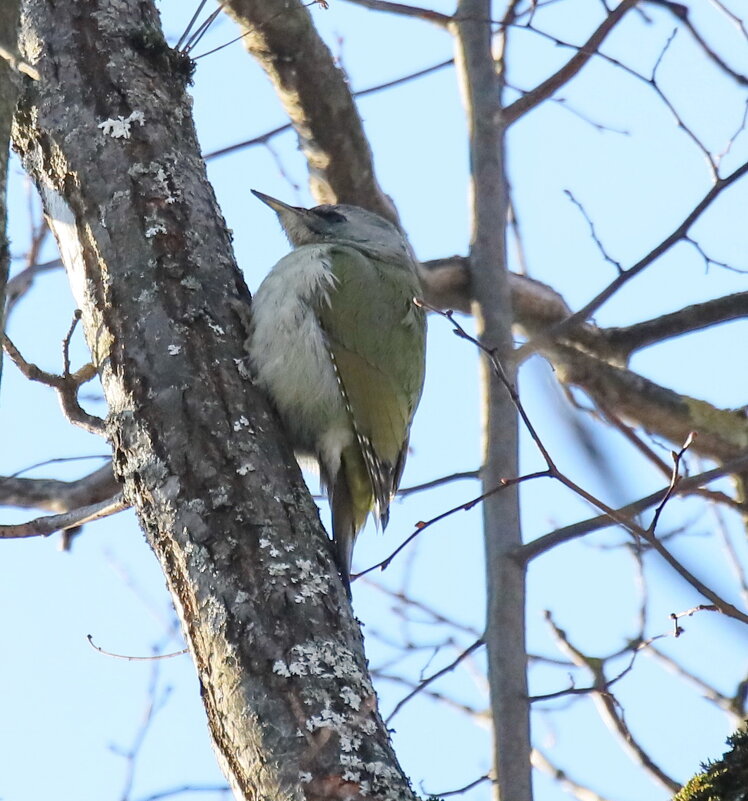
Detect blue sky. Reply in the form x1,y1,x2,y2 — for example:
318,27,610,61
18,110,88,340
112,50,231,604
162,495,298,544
2,1,748,799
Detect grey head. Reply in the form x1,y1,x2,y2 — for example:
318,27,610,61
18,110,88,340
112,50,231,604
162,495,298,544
252,190,414,264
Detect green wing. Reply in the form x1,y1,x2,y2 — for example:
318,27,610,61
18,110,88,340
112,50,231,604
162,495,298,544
316,244,426,525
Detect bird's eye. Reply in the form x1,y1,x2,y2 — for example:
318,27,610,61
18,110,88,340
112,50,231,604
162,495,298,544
314,208,347,224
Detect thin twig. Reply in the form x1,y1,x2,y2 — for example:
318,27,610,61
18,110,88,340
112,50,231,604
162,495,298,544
564,189,622,273
385,638,484,723
524,158,748,348
397,469,480,497
423,774,493,798
544,612,680,793
87,635,188,662
354,470,550,581
519,453,748,561
0,44,40,80
342,0,452,26
504,0,639,123
421,307,748,625
532,749,614,801
203,59,454,161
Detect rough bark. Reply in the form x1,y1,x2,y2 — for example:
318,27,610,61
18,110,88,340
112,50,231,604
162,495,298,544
12,2,414,799
452,6,531,801
0,0,22,391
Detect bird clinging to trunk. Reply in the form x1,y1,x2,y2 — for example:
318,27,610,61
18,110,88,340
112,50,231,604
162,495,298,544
248,191,427,595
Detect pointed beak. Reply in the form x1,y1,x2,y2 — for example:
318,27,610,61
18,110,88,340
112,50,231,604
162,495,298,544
251,190,301,216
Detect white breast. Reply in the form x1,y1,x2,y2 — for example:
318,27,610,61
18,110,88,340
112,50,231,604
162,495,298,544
248,245,354,480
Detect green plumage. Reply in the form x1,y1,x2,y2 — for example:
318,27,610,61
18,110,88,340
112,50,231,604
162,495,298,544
318,247,425,533
248,192,426,595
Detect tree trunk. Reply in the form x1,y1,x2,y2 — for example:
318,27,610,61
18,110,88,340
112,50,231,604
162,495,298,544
12,2,414,798
453,3,531,799
0,0,22,389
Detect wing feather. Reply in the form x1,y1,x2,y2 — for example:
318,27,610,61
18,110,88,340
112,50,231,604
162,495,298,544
315,245,426,523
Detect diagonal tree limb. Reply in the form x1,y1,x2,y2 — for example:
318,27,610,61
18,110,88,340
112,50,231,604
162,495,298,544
519,453,748,562
222,0,397,220
0,493,127,539
0,463,118,512
603,292,748,361
530,158,748,345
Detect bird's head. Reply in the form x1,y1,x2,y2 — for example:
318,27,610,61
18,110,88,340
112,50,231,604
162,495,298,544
252,190,413,263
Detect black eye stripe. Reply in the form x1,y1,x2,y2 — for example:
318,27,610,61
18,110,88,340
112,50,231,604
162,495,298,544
314,208,347,224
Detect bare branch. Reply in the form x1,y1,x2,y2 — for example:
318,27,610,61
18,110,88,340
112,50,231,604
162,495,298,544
86,635,188,662
518,453,748,562
544,612,680,794
385,637,484,722
549,343,748,464
355,469,549,581
504,0,639,124
0,493,127,539
342,0,452,27
0,42,39,79
363,579,483,637
203,58,454,162
647,645,745,724
532,749,616,801
134,786,231,801
564,189,623,274
605,292,748,360
647,0,748,86
0,463,117,512
429,309,748,623
397,468,480,496
3,332,105,435
424,774,493,797
647,431,696,536
532,158,748,342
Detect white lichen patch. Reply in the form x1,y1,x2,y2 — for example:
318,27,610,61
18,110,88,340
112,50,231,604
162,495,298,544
340,755,402,797
292,558,329,604
273,660,291,678
339,731,362,752
236,462,255,476
272,640,368,686
98,110,145,139
298,772,312,784
153,166,179,204
208,320,225,336
340,686,362,710
145,221,167,238
167,344,181,355
233,416,250,432
306,703,346,733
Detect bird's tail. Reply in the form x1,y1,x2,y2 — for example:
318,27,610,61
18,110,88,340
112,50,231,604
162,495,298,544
331,473,355,598
330,446,374,597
